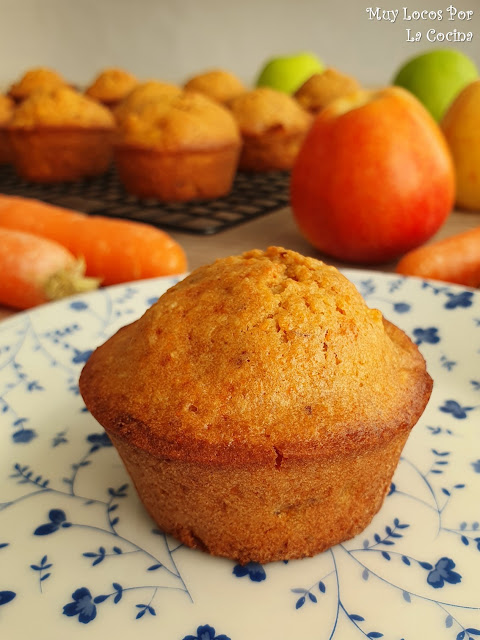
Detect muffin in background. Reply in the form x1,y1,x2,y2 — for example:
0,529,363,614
184,69,246,105
0,95,15,163
295,68,361,115
228,87,313,171
8,66,69,102
85,67,138,109
79,246,433,564
7,86,115,182
114,90,241,201
113,80,182,124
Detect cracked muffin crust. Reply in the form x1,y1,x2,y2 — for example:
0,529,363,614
112,80,182,124
184,68,246,104
295,68,361,115
80,247,433,563
85,67,138,108
8,67,68,102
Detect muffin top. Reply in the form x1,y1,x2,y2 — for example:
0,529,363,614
184,69,246,104
8,86,115,129
228,87,313,136
113,80,182,123
0,94,15,125
116,90,241,151
80,247,432,466
8,67,68,101
295,68,361,114
85,67,138,104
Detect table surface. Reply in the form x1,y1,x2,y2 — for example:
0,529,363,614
0,204,479,322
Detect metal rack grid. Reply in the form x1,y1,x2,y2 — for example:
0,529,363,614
0,165,291,235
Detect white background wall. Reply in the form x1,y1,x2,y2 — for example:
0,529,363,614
0,0,479,92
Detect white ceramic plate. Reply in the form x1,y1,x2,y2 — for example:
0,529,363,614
1,271,479,640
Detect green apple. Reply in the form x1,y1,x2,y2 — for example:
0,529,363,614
393,48,478,121
256,52,324,94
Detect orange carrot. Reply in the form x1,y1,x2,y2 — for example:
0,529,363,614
0,195,187,285
396,226,480,287
0,228,99,310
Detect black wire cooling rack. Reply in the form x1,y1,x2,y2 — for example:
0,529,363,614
0,165,291,235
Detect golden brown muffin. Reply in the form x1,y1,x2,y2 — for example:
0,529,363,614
295,68,361,115
8,66,68,102
114,90,241,201
85,67,138,108
228,87,313,171
0,94,15,163
79,246,433,565
7,86,115,182
184,69,246,104
112,80,182,124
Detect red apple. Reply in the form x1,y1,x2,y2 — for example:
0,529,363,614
290,87,455,264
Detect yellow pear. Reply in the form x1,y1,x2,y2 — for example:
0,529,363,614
442,80,480,211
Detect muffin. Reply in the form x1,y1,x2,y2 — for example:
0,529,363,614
295,68,361,115
8,66,68,102
184,69,246,104
79,247,433,564
114,90,241,201
85,67,138,109
0,95,15,163
228,87,313,171
7,86,115,182
113,80,182,124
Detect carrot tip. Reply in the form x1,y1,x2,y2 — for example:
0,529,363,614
44,259,101,301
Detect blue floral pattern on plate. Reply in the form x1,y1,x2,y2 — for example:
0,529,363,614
0,271,479,639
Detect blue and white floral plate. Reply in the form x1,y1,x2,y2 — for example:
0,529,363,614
1,271,479,640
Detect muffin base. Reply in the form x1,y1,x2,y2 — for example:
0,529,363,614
7,127,114,182
0,127,11,164
109,429,408,565
239,130,309,171
114,143,240,201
